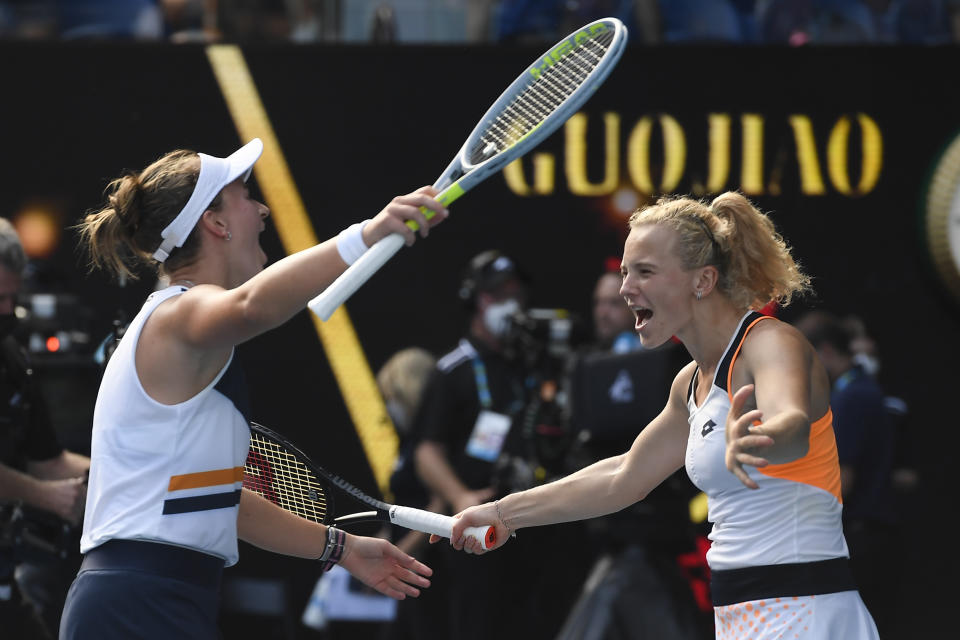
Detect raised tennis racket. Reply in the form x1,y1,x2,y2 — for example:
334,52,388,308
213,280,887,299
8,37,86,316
244,421,496,549
308,17,628,321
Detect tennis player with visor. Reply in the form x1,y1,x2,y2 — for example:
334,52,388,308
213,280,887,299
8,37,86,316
60,138,447,639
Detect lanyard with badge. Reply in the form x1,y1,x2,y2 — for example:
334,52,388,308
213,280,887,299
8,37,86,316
464,356,514,462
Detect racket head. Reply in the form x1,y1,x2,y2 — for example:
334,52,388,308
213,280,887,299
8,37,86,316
448,17,628,188
244,421,334,524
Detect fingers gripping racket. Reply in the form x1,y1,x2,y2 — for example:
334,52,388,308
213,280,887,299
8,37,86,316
244,422,496,549
308,17,628,321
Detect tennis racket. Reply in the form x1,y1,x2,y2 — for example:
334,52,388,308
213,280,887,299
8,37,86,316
308,17,628,321
244,421,496,549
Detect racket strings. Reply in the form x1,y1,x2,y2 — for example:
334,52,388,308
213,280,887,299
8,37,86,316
245,433,329,523
471,32,614,164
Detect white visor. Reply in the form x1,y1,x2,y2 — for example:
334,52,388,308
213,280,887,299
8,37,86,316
152,138,264,262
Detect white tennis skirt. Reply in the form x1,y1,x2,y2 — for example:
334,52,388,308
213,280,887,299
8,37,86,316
714,590,879,639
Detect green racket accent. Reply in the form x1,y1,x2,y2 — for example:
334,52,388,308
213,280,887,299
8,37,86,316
528,21,612,80
307,17,627,323
404,181,466,232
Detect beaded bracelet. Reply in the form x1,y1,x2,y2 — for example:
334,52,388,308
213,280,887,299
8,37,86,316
336,220,371,265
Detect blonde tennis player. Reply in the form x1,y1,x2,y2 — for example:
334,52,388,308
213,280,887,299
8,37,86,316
451,192,880,639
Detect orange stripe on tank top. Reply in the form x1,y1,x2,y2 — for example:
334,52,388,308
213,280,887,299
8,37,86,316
726,315,843,502
168,467,245,491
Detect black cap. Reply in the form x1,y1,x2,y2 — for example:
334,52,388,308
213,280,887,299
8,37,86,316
458,250,527,308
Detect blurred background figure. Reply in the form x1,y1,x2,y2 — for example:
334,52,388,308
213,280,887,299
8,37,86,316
411,249,586,640
369,2,397,42
557,255,709,640
0,218,90,639
658,0,743,43
590,257,642,354
56,0,167,39
377,346,447,640
794,309,904,638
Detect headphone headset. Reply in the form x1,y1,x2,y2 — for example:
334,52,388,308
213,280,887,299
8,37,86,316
458,250,523,309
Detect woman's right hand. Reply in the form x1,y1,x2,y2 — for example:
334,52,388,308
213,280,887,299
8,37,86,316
447,502,511,555
362,186,449,247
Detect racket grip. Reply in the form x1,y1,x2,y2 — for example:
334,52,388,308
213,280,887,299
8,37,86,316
308,233,406,321
389,506,497,550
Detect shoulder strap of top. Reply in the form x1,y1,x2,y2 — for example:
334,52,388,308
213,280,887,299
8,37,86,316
716,311,773,395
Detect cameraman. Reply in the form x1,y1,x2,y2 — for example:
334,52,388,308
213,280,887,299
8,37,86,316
0,218,89,638
413,250,583,640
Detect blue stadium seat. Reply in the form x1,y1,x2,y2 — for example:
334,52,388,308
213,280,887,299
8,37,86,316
57,0,164,39
657,0,744,42
758,0,879,44
889,0,952,43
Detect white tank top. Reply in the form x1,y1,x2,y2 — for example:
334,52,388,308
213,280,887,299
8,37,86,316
80,286,251,566
684,311,848,570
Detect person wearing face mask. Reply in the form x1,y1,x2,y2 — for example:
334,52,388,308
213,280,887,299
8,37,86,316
413,250,531,523
793,309,902,638
412,250,583,640
0,218,90,639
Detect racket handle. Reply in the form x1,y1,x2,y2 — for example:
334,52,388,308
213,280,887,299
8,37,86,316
308,233,406,321
389,505,497,550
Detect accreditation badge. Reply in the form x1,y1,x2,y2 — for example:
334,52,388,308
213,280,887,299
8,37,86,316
464,410,512,462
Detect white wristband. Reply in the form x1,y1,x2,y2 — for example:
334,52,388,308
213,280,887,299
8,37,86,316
336,220,371,266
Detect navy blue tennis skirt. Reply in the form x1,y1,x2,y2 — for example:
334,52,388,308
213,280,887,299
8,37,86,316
59,539,224,640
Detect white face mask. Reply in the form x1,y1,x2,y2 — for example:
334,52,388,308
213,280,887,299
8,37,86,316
852,353,881,377
483,298,521,338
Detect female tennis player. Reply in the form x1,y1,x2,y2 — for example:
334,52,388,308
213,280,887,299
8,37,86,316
451,192,880,639
60,138,446,640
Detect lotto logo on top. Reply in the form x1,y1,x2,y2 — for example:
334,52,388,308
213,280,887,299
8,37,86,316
529,22,609,79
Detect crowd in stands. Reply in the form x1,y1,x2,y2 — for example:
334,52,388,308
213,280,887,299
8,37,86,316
1,0,958,44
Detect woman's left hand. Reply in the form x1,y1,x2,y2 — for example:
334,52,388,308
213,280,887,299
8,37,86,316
725,384,773,489
363,186,449,247
338,534,433,600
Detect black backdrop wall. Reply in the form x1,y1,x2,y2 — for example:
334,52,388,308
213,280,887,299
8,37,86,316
2,43,958,637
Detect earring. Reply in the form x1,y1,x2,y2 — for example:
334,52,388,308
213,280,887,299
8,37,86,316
696,290,702,300
226,231,232,241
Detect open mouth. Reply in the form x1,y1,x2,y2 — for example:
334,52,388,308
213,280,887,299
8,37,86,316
633,306,652,329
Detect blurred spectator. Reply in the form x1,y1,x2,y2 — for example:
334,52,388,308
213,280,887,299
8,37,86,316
0,218,90,639
658,0,743,42
494,0,564,43
0,0,217,41
412,249,586,640
216,0,291,41
794,309,903,638
378,347,447,640
495,0,662,44
756,0,879,44
379,347,442,555
951,0,960,41
0,0,57,38
370,2,397,43
888,0,952,43
57,0,166,40
466,0,497,41
590,258,642,354
163,0,218,43
840,314,919,495
1,0,955,43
